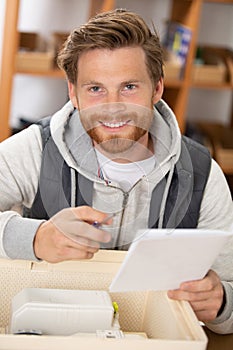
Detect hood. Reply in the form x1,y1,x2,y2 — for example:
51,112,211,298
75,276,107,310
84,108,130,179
50,99,181,182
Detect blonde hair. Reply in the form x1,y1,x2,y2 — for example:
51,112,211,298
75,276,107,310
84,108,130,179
57,9,164,85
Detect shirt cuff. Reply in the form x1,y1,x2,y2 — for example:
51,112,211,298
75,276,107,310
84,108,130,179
205,281,233,332
3,214,45,261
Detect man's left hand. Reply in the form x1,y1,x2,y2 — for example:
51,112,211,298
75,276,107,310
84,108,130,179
167,270,224,322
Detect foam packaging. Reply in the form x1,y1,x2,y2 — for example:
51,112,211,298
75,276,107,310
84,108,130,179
10,289,114,335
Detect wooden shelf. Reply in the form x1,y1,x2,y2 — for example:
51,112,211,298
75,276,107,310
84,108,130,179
204,0,233,4
14,70,232,90
15,68,65,79
164,79,184,88
191,82,233,90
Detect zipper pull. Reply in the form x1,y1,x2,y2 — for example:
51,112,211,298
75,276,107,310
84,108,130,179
122,192,129,208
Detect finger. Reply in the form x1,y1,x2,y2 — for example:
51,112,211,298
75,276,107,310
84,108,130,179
51,235,99,259
168,281,224,322
67,221,111,243
167,289,208,302
194,310,218,322
168,286,223,302
189,298,220,312
52,246,95,263
167,290,221,322
52,217,111,243
189,300,220,322
70,206,113,224
51,209,112,243
180,270,220,293
65,234,101,251
53,231,100,252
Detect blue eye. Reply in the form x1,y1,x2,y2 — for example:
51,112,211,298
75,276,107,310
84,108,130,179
90,86,101,92
125,84,135,90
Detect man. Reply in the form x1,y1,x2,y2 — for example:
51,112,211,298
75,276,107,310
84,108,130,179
0,9,233,334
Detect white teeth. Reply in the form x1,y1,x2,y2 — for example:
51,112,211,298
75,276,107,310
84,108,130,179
102,121,127,128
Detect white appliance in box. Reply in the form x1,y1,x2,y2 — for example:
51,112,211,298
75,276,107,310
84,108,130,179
10,288,115,335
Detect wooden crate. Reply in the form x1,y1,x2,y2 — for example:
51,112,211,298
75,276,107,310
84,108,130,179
192,46,233,85
15,52,54,72
0,251,207,350
195,122,233,175
18,32,38,51
192,64,226,84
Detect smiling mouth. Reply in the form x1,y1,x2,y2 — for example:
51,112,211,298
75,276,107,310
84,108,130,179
100,120,130,128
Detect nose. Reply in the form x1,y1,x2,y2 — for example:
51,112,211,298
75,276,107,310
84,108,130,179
101,102,127,117
105,89,121,104
102,89,126,116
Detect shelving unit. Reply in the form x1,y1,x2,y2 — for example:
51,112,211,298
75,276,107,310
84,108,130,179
0,0,232,142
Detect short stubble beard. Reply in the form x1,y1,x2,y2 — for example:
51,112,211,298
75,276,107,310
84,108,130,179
80,104,154,158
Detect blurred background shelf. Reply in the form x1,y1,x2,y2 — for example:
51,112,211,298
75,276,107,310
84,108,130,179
0,0,232,185
15,69,65,78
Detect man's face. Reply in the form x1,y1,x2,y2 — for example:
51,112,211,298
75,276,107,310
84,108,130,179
69,47,163,155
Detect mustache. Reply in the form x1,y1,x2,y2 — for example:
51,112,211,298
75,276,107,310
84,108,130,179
80,111,154,130
80,111,137,122
78,103,154,131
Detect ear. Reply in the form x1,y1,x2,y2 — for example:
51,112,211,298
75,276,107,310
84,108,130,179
152,78,164,104
67,81,79,109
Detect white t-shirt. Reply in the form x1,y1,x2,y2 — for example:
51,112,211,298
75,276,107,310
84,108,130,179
95,149,156,192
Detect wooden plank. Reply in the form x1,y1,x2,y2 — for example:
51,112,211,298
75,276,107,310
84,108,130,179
163,85,188,133
204,0,233,3
101,0,115,12
0,0,20,141
168,0,203,133
88,0,115,18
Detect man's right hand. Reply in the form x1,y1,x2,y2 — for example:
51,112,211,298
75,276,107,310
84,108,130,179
33,206,112,263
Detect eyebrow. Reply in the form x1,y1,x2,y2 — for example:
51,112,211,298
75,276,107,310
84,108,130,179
81,79,142,87
81,81,103,87
121,80,141,85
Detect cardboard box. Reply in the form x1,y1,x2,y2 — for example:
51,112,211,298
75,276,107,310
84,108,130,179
214,131,233,175
192,47,228,84
192,62,226,84
0,250,207,349
15,52,54,72
199,46,233,85
18,32,38,51
195,122,233,175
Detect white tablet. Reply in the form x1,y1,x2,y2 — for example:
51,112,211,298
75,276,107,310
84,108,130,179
109,229,233,292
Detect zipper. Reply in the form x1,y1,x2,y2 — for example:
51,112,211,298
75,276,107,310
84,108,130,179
118,192,129,229
114,191,129,249
122,192,129,209
111,176,145,248
105,184,129,228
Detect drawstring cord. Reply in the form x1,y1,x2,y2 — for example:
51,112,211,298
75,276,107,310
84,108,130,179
158,158,175,228
70,168,76,207
98,166,111,186
70,166,110,208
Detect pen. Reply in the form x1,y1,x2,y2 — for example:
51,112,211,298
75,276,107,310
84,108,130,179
92,213,116,228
